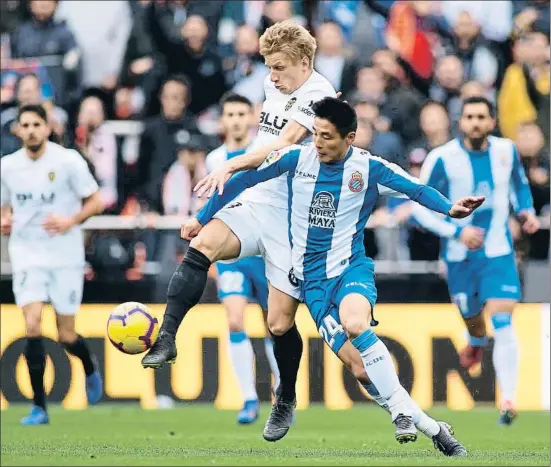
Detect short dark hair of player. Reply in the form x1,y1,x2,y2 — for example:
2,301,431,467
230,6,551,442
312,97,358,138
17,104,48,123
461,96,495,118
220,92,253,112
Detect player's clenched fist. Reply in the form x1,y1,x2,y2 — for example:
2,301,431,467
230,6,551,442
181,218,203,240
448,196,485,218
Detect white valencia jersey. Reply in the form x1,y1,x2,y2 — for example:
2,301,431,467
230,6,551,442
1,142,99,272
239,70,336,208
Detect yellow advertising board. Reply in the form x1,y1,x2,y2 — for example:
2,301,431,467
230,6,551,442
0,303,548,411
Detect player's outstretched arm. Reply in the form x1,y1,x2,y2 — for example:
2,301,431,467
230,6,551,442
511,145,540,234
195,121,309,199
371,157,484,217
195,148,301,229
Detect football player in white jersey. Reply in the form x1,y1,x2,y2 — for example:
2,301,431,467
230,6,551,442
0,105,105,425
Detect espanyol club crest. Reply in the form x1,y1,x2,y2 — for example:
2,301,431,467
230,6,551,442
348,171,364,192
285,97,297,112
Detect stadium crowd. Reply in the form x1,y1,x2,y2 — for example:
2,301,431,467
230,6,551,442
1,0,549,283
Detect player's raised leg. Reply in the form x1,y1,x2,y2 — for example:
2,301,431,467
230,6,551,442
142,219,243,368
20,300,49,425
222,291,259,424
262,285,302,442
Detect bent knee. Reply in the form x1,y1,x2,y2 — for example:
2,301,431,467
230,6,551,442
267,313,294,336
189,231,223,260
57,328,77,344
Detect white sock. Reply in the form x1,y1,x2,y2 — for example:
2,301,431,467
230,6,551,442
363,382,440,437
352,330,411,420
491,313,519,404
264,338,280,392
228,332,257,402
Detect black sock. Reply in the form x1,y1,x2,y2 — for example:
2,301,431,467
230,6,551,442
271,324,303,402
63,334,95,376
161,247,211,335
25,337,46,410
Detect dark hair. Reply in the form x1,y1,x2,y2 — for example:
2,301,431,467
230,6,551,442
220,92,252,111
161,73,192,101
312,97,357,138
461,96,495,118
17,104,48,123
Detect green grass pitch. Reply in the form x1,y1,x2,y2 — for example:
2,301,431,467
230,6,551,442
1,404,549,466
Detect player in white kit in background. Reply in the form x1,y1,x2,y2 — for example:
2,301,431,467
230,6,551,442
0,105,105,425
206,92,280,424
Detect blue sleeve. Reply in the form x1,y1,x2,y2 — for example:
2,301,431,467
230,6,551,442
370,158,453,215
196,148,301,225
511,145,535,215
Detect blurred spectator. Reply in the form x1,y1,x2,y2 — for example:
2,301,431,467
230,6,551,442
314,21,359,98
441,11,501,90
353,104,404,167
136,75,205,214
314,1,360,43
407,100,452,166
9,0,81,109
147,3,227,115
55,1,132,94
441,1,513,42
1,72,67,156
0,0,27,35
512,1,550,38
515,121,550,215
75,95,118,211
149,0,223,51
498,32,550,141
429,55,464,135
162,139,208,217
224,25,268,105
257,0,305,36
116,1,159,119
353,97,390,132
370,48,424,146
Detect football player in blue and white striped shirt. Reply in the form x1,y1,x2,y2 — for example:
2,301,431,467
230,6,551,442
187,98,482,452
412,97,540,426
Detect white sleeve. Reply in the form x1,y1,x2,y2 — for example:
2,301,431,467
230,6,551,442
290,88,337,133
68,151,99,198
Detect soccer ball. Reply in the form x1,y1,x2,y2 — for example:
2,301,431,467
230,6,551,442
107,302,159,355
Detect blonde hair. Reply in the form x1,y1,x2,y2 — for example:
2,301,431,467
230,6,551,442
259,20,317,69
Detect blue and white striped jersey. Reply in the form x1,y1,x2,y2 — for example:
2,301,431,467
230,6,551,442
412,137,534,263
198,143,453,281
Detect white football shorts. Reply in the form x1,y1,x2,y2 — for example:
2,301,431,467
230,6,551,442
214,200,300,299
12,267,84,315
